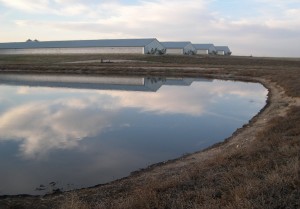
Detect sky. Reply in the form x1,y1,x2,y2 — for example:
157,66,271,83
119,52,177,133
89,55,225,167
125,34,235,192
0,0,299,57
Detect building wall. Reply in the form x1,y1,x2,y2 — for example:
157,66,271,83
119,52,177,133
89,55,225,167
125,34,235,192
196,49,209,55
183,43,196,55
208,46,216,54
0,47,144,55
165,48,183,54
144,40,165,54
217,50,225,55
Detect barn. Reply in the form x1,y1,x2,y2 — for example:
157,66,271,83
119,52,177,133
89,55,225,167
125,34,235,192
161,42,196,55
215,46,232,55
0,38,165,55
193,44,216,55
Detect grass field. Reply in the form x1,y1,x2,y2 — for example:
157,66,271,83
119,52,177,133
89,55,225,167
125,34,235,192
0,54,299,209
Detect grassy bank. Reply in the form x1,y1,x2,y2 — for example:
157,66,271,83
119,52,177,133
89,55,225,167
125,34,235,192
0,55,299,209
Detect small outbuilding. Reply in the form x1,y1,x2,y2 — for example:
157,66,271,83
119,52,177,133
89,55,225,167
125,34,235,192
215,46,232,56
0,38,165,55
193,44,216,55
161,42,196,55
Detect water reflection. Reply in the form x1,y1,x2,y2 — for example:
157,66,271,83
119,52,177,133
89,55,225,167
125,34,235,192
0,74,209,92
0,75,267,195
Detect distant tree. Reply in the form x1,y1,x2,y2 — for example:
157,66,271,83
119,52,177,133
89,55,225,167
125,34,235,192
158,48,166,55
186,50,195,55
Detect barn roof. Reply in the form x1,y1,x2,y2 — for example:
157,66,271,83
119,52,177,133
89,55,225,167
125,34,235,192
193,44,215,50
0,38,157,49
161,42,192,49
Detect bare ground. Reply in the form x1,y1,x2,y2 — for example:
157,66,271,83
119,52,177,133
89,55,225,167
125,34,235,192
0,54,299,209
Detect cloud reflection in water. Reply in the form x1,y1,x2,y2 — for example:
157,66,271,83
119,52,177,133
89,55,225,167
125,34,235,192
0,79,267,160
0,77,269,195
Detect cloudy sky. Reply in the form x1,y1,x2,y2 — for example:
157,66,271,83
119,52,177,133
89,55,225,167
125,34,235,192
0,0,299,57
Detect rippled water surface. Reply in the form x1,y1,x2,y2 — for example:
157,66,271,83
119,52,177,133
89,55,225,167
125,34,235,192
0,75,267,195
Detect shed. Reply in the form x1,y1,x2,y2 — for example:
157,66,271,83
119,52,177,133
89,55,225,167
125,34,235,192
161,42,196,55
0,38,165,55
193,44,216,55
215,46,232,56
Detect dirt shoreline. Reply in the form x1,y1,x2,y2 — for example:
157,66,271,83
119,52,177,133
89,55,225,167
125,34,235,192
0,55,299,209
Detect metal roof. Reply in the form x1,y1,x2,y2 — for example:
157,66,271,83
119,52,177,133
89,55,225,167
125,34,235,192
215,46,231,52
0,38,157,49
161,42,192,49
193,44,215,50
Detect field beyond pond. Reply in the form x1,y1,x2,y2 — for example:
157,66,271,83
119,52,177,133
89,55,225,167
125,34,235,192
0,54,299,209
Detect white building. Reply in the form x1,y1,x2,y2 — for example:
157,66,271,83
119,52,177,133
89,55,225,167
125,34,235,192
0,38,165,55
215,46,232,56
161,42,196,55
193,44,216,55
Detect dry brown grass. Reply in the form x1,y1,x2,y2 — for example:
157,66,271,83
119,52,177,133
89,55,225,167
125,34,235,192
58,193,92,209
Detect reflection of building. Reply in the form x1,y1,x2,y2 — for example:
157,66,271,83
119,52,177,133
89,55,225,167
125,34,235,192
0,74,212,92
0,39,165,55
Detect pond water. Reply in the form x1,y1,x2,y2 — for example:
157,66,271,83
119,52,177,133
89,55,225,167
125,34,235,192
0,75,268,195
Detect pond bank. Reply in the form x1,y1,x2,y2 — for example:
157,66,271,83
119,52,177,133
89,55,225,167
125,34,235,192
0,55,299,209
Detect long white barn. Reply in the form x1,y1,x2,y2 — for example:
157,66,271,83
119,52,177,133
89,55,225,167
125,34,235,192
215,46,232,55
161,42,196,55
193,44,216,55
0,38,165,55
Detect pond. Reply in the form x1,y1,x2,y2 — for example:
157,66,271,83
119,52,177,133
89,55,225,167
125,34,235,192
0,75,268,195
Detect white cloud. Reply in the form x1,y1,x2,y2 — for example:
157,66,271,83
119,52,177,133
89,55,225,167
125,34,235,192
285,8,300,16
59,4,90,16
0,0,53,14
3,0,211,35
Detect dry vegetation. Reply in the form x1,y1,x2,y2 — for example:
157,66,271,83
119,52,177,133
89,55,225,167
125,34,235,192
0,54,299,209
